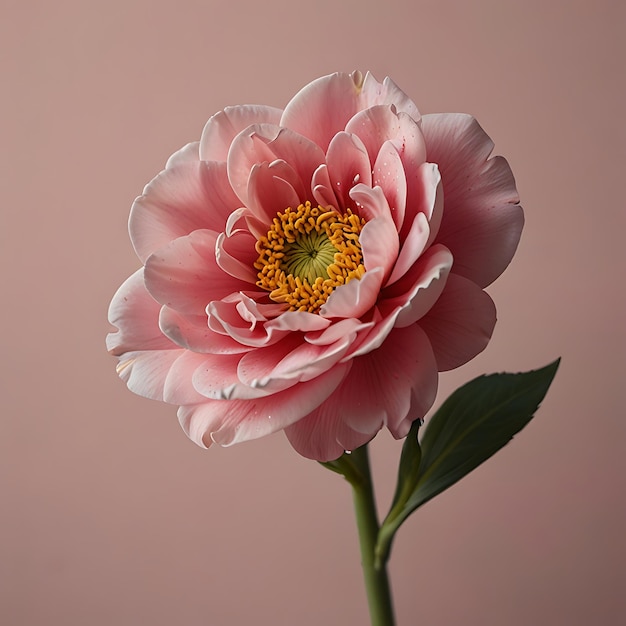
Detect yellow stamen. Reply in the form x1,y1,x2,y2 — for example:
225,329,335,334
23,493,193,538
254,201,366,314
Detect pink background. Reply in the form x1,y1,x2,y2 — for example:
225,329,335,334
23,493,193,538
2,1,624,624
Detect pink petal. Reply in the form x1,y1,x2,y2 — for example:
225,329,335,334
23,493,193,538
178,363,349,448
115,348,185,402
144,230,248,316
350,185,399,283
284,400,374,462
360,72,421,122
245,160,304,223
215,229,258,284
207,292,289,348
192,353,273,400
280,71,421,153
129,160,240,263
386,244,453,329
325,132,372,211
418,273,496,371
342,324,438,437
386,212,430,286
158,306,253,354
227,124,325,211
237,327,354,388
386,163,442,285
345,105,426,173
320,266,384,320
165,141,200,168
422,113,524,287
285,324,438,460
280,72,367,151
107,268,175,354
311,163,338,209
373,140,407,230
306,317,374,347
200,105,283,162
163,351,211,405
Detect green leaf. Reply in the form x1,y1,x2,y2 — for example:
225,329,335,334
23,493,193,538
376,358,560,566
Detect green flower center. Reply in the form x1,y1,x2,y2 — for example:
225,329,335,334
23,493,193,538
254,202,366,313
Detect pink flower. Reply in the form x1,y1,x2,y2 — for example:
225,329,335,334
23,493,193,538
107,71,523,461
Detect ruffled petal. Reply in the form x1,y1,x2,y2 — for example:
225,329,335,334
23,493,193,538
107,270,186,402
320,267,384,320
178,362,349,448
227,124,325,211
207,292,290,348
422,113,524,287
418,273,496,371
215,229,258,284
165,141,199,168
163,351,210,405
325,132,372,211
373,140,407,230
360,72,421,122
237,324,355,388
350,185,399,283
129,161,240,263
281,71,421,152
245,160,304,224
192,353,273,400
107,268,174,354
384,244,453,329
200,104,283,162
311,163,337,209
280,71,366,151
158,306,253,354
285,324,437,460
144,230,247,315
343,323,438,437
284,401,374,462
345,105,426,172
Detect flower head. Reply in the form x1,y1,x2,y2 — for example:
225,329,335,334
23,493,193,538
107,71,523,461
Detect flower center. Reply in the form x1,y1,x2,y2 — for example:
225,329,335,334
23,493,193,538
254,202,366,313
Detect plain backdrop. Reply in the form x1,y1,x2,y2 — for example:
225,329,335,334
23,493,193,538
1,1,624,624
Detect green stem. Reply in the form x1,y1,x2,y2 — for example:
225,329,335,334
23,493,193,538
349,445,396,626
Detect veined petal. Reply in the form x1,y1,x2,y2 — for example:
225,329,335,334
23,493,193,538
130,161,239,263
215,230,258,284
158,306,253,354
280,72,367,150
246,160,304,223
285,324,437,460
419,273,496,371
345,105,426,172
107,268,175,354
351,185,399,284
386,244,453,328
320,267,384,320
373,140,407,231
422,113,523,287
200,104,282,162
192,353,273,400
207,292,288,347
325,132,372,211
178,363,349,448
144,230,248,316
360,72,421,122
227,124,325,211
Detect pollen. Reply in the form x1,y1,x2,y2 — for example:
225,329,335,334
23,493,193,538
254,202,366,314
